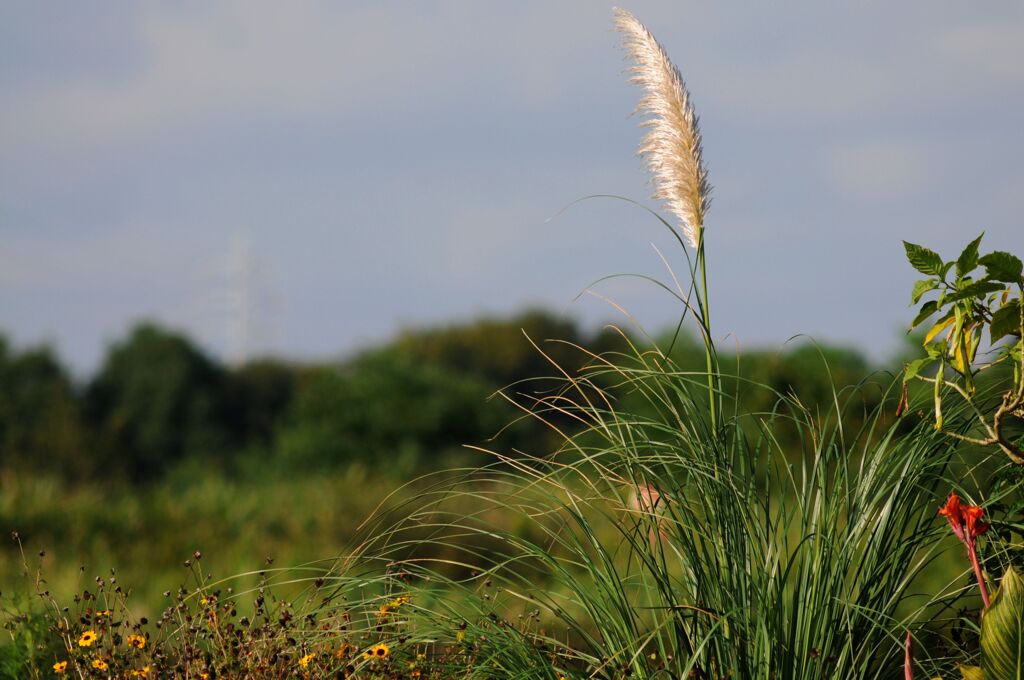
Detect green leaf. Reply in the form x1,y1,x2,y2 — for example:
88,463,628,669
957,233,985,277
992,301,1023,343
905,241,945,276
946,281,1006,304
960,665,984,680
960,665,985,680
912,278,940,304
981,565,1024,680
911,300,939,330
904,357,932,381
980,251,1024,283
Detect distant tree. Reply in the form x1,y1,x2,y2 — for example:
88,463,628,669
0,336,83,475
392,309,610,388
276,347,511,469
741,343,876,409
83,324,229,480
223,359,298,448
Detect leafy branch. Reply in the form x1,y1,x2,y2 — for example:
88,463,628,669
903,234,1024,463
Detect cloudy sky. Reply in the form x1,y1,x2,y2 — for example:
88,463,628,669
2,2,1023,375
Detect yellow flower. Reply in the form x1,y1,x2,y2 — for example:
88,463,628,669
78,630,98,647
131,667,151,677
127,634,146,649
362,643,389,659
335,644,354,658
91,659,108,671
298,653,316,668
52,660,68,674
378,594,410,617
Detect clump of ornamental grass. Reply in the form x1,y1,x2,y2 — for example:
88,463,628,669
351,333,982,679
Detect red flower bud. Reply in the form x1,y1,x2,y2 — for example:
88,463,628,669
938,493,965,542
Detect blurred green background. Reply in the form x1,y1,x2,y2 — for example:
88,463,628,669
0,309,917,617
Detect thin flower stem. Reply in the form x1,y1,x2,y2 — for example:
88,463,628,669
698,240,718,432
904,630,913,680
967,540,991,608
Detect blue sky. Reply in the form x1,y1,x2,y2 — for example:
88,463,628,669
2,2,1023,374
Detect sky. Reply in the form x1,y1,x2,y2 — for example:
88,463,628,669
2,2,1023,376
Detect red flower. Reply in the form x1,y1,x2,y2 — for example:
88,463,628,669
938,493,965,541
962,504,990,538
938,491,992,608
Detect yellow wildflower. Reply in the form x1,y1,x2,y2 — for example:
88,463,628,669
52,660,67,674
378,594,410,617
298,653,316,668
91,659,108,671
127,634,146,649
78,630,98,647
131,667,151,677
362,643,389,659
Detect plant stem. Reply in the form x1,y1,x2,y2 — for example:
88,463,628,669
698,238,718,431
967,540,991,608
904,630,913,680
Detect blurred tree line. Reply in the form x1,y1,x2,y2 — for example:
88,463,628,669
0,310,904,484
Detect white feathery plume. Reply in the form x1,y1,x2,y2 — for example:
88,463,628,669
614,8,711,250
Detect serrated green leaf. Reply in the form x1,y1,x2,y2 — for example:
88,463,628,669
981,565,1024,680
992,301,1023,343
904,357,932,381
946,281,1006,304
957,233,985,277
911,300,939,330
981,251,1024,283
905,241,945,276
960,665,984,680
912,278,940,304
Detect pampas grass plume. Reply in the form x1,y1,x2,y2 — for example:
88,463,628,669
614,8,710,250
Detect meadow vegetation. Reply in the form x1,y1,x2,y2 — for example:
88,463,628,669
3,8,1024,679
